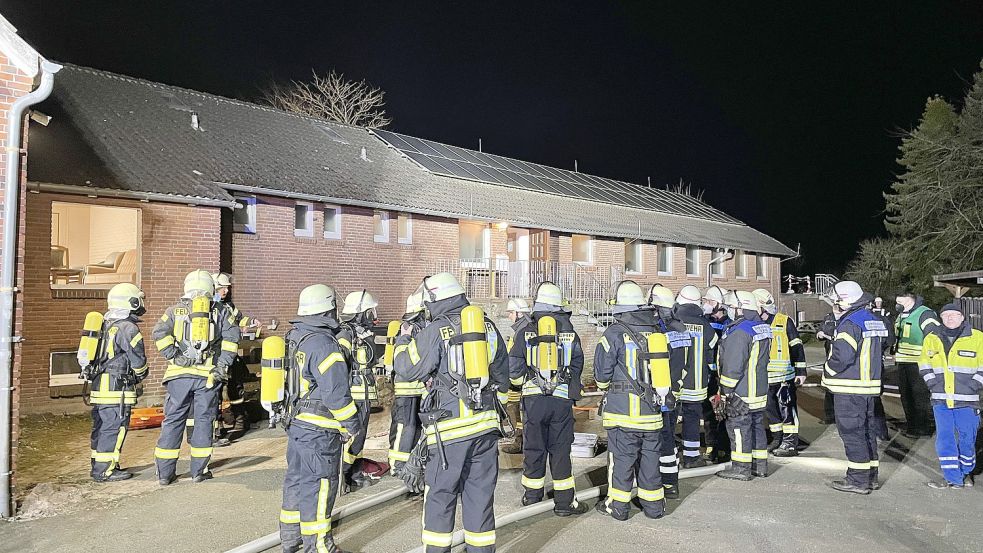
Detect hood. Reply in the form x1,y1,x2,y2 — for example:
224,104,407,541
104,308,135,322
426,294,470,319
674,302,704,320
511,314,531,333
852,292,875,311
533,302,568,314
740,309,762,323
614,309,656,329
533,310,572,325
289,314,341,332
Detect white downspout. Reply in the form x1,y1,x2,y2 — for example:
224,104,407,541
0,59,61,518
706,248,733,287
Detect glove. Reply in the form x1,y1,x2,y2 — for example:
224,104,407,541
710,394,726,421
400,437,429,494
173,354,194,367
210,365,229,383
794,375,807,387
663,392,677,411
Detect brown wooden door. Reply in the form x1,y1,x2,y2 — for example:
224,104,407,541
529,229,549,262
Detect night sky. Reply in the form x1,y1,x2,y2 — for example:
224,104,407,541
6,2,983,274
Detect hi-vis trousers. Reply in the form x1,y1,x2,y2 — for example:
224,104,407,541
521,395,577,508
342,399,371,483
834,394,879,488
279,424,343,553
154,377,220,480
389,395,422,471
90,404,131,479
600,427,665,519
725,409,767,477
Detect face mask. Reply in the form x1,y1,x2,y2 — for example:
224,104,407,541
133,305,147,317
702,303,714,315
726,307,736,320
213,293,222,303
657,307,673,321
895,304,904,314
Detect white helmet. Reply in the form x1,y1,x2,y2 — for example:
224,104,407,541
535,282,565,307
703,285,729,305
211,272,233,288
404,292,425,316
108,282,145,312
184,269,215,298
676,285,702,306
298,284,337,316
506,297,532,314
752,288,774,308
422,272,466,302
342,290,379,315
826,280,864,310
610,281,645,307
647,284,675,308
727,290,758,311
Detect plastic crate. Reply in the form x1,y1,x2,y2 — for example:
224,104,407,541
571,432,599,458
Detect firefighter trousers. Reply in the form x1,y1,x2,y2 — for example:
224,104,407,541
155,378,221,480
833,394,879,488
602,427,664,519
342,399,371,482
703,372,729,458
389,395,422,470
766,382,799,449
898,362,935,435
422,433,498,553
91,404,131,479
726,409,767,477
521,395,577,507
279,424,343,553
680,401,704,461
659,408,679,488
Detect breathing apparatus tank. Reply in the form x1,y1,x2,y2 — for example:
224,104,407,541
77,311,105,380
536,316,559,384
383,320,401,369
260,335,287,406
449,305,490,408
646,332,672,401
189,295,212,364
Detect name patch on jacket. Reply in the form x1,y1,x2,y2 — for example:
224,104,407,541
862,320,889,338
752,324,772,341
666,331,691,349
958,350,977,358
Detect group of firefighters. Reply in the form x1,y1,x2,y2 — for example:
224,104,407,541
77,270,983,553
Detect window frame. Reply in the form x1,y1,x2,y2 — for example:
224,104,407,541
657,243,672,276
50,201,143,291
323,204,342,240
735,249,747,279
373,210,390,243
756,254,769,280
624,239,643,274
459,221,490,268
232,194,257,234
571,234,593,265
397,212,413,245
685,245,700,277
293,201,315,238
710,249,725,277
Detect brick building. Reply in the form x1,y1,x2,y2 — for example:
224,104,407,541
11,62,792,426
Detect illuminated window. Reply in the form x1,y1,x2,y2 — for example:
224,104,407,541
735,250,747,278
460,221,489,260
711,250,724,277
373,210,390,243
685,246,700,276
756,254,768,279
658,244,672,276
625,240,643,274
572,235,593,264
294,202,314,238
50,202,141,289
398,213,412,244
323,205,342,239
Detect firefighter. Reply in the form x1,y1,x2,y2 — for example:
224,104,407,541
824,281,888,494
647,284,690,498
83,283,149,482
213,272,259,445
501,297,532,454
752,289,807,457
702,285,731,463
153,270,241,484
715,290,772,482
894,293,941,437
673,285,717,469
389,291,428,476
920,303,983,489
508,283,588,516
395,272,509,553
338,289,380,492
594,281,671,521
278,284,360,553
816,312,838,424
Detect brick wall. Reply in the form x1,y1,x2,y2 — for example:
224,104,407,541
19,193,221,413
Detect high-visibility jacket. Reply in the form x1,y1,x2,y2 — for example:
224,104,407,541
88,315,148,406
674,303,717,402
393,319,427,397
822,306,887,395
152,299,241,382
593,310,666,432
895,304,940,363
762,312,806,384
338,324,379,402
396,295,509,447
717,313,771,411
508,310,584,400
919,325,983,408
286,316,360,434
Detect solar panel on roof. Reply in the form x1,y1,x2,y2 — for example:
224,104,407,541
373,130,742,224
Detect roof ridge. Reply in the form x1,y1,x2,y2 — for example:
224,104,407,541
54,61,371,134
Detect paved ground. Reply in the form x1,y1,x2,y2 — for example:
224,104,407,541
3,344,983,552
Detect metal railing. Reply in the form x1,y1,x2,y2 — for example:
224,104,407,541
813,274,839,297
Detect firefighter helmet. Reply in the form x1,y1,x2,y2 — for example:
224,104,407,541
107,282,145,312
184,269,215,297
609,280,645,306
506,297,531,314
422,272,466,302
298,284,337,316
535,282,565,307
676,285,702,306
647,284,675,308
342,290,379,315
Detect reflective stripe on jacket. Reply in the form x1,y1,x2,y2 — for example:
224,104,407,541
593,311,666,431
895,305,940,362
152,300,241,382
919,326,983,408
823,307,887,395
717,314,771,410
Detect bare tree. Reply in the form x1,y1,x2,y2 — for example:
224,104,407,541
263,70,392,128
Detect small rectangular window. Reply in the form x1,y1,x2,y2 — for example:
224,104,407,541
756,254,768,279
735,250,747,278
397,213,412,244
294,202,314,237
625,240,643,274
711,249,724,277
323,205,342,239
373,210,390,243
459,221,489,261
572,234,593,264
686,245,700,276
232,194,256,234
658,244,672,276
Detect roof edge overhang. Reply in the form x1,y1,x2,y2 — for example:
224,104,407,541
28,181,238,209
218,182,796,257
